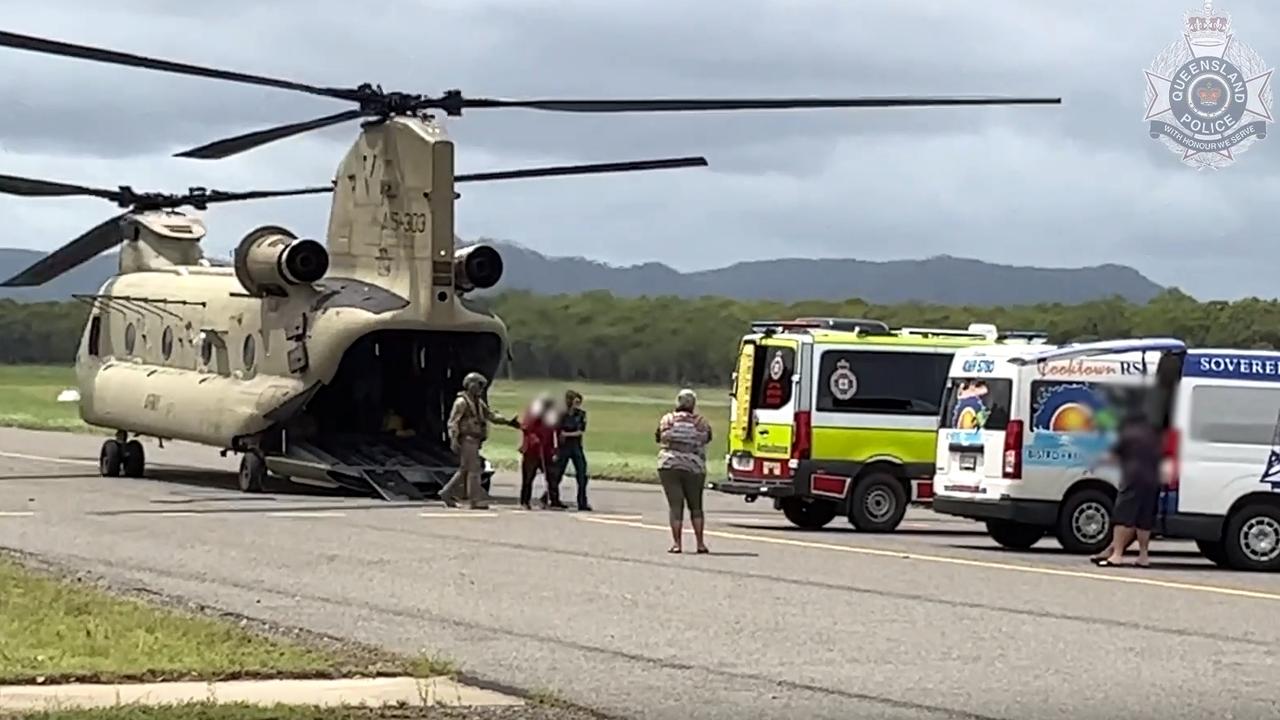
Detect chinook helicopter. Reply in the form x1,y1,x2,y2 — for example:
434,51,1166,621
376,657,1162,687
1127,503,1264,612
0,29,1061,500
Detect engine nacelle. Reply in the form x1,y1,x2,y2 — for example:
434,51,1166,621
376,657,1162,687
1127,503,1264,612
233,225,330,297
453,244,504,293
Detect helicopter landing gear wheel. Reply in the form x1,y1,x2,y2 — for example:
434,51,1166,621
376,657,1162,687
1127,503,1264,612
238,452,268,493
99,439,122,477
121,440,145,478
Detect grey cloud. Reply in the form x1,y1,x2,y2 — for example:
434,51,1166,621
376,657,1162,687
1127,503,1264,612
1,0,1279,300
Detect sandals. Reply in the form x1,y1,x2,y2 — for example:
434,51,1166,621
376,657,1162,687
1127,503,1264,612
668,546,682,554
1090,556,1151,568
696,547,710,554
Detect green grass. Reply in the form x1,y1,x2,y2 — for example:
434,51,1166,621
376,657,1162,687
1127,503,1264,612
0,365,91,432
0,558,448,685
0,365,730,481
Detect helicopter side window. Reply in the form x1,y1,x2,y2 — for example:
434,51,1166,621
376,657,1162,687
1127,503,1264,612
87,316,102,357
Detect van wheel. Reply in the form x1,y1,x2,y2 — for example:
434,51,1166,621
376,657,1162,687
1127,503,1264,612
780,497,837,529
849,472,908,533
1195,539,1230,568
1223,504,1280,572
1055,489,1113,555
986,521,1045,550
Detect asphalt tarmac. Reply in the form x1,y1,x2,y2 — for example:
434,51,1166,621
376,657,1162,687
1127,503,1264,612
1,426,1278,720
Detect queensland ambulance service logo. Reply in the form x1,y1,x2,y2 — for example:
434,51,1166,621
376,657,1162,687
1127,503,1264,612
829,359,858,401
1143,1,1273,170
768,351,785,381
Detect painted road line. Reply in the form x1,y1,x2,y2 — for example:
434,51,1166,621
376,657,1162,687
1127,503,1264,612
158,512,199,517
0,511,35,517
584,513,645,521
418,511,499,518
267,511,348,518
578,516,1280,603
0,451,97,467
0,450,206,473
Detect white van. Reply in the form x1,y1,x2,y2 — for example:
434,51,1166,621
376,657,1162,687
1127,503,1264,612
932,341,1161,555
1158,346,1280,572
938,338,1280,572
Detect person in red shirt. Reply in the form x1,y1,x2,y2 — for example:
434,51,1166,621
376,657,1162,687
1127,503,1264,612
519,394,564,510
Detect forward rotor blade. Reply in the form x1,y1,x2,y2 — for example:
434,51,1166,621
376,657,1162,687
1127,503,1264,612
460,96,1062,112
174,109,367,159
455,156,708,183
1,213,126,287
201,185,336,204
0,30,357,101
0,173,119,200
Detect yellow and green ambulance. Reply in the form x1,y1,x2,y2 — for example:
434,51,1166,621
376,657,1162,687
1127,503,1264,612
714,318,1048,532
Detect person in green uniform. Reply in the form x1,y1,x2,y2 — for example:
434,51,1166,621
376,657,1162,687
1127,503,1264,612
440,372,518,509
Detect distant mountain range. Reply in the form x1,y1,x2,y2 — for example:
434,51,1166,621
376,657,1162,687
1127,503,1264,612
0,243,1167,306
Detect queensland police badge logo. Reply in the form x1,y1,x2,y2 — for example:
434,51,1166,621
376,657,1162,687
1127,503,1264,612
829,359,858,401
1143,1,1273,170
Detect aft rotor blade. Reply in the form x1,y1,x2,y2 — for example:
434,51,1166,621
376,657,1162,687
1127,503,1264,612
458,95,1063,113
0,173,119,200
456,156,709,183
0,213,126,287
0,30,358,101
174,109,367,159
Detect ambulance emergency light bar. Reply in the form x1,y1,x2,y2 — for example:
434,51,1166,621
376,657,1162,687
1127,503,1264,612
749,318,891,335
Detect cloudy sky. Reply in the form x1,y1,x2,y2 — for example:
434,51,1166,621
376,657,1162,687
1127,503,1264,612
1,0,1277,299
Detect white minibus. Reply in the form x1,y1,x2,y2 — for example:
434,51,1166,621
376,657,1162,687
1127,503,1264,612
932,342,1155,555
939,338,1280,571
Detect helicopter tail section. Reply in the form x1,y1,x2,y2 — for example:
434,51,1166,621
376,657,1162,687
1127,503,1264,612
323,118,459,317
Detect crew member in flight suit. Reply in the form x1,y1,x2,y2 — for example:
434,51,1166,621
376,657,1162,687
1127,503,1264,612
440,372,518,509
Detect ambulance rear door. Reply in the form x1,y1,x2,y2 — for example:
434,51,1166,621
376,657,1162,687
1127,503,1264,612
728,336,802,481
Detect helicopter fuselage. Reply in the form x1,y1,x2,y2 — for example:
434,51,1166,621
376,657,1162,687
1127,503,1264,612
71,116,511,495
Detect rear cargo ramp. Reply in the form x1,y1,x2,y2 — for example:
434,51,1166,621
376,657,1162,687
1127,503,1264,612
283,435,464,501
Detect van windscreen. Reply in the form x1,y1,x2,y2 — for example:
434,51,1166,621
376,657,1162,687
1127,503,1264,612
940,377,1013,429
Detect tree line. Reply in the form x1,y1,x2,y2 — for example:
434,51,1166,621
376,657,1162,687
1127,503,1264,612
4,289,1279,384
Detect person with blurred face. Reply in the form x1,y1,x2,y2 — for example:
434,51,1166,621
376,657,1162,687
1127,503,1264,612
520,393,564,510
1092,406,1163,567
